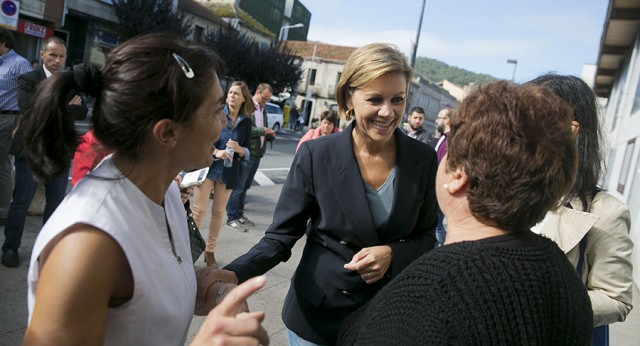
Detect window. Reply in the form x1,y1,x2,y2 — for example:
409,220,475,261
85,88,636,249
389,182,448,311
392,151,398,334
309,69,317,86
618,138,636,194
626,144,640,225
336,72,342,87
193,26,204,42
603,148,617,189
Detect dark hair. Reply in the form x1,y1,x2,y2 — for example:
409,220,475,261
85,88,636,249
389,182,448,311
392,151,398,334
25,33,224,180
409,106,425,115
320,110,338,127
525,74,602,211
447,81,577,231
0,28,15,49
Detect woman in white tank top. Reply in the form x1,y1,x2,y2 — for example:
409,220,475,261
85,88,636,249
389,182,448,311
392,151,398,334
21,33,268,346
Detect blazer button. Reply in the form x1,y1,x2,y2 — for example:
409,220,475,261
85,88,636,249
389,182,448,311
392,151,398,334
341,290,350,296
399,239,406,243
339,240,348,245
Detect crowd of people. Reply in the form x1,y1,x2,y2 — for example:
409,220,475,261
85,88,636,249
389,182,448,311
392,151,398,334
0,26,634,345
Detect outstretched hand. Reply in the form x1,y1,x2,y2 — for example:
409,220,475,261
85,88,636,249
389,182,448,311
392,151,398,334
190,276,270,346
195,268,239,311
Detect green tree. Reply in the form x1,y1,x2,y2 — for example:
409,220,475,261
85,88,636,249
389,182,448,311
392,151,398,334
414,57,497,86
112,0,192,40
204,27,302,93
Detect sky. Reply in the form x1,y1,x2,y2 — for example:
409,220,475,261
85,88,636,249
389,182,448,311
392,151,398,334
300,0,610,83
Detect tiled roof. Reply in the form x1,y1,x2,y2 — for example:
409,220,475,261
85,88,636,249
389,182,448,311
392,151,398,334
285,41,358,63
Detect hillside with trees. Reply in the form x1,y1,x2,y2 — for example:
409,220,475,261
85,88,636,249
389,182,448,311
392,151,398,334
415,57,497,86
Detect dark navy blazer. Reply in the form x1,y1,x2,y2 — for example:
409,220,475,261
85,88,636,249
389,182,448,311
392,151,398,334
225,121,438,344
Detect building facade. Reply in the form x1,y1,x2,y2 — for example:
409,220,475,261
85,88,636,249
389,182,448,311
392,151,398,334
288,41,456,133
408,74,458,135
195,0,310,45
592,0,640,286
6,0,225,68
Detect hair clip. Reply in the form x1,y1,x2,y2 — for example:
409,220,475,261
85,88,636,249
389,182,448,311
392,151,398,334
172,53,194,79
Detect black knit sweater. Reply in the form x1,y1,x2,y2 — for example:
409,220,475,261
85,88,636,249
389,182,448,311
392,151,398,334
338,232,592,345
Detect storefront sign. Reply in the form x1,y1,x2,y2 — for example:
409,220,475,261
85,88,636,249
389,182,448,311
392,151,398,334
0,0,19,30
17,19,54,39
23,21,46,38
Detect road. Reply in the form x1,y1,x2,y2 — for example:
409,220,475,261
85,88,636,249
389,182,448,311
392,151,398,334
4,128,638,346
249,128,301,186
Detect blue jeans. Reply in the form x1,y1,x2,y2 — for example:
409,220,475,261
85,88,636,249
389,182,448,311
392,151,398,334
2,157,68,251
226,155,261,221
287,329,322,346
436,209,446,246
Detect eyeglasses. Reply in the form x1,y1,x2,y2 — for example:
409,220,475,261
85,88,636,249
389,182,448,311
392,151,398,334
172,53,194,79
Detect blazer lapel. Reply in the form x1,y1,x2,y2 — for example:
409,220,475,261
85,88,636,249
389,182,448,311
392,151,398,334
541,198,599,253
381,129,424,239
327,122,379,246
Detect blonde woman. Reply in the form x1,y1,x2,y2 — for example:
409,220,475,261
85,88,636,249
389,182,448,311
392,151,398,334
220,43,438,345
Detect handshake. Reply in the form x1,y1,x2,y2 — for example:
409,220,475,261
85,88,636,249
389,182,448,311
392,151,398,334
190,269,270,345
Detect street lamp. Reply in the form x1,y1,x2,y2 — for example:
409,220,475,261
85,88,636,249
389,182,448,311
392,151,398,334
507,59,518,81
278,23,305,41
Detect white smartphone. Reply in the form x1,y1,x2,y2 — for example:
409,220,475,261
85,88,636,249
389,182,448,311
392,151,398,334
180,167,209,188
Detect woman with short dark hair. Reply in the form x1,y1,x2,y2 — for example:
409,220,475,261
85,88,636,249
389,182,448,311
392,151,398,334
338,81,593,345
295,110,340,152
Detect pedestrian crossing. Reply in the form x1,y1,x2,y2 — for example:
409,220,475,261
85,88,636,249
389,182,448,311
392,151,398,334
252,168,289,186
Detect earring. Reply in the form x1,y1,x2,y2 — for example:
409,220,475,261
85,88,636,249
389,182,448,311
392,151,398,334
346,109,354,119
443,183,449,189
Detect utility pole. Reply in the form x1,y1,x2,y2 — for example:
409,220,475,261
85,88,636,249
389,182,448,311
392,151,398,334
410,0,427,68
408,0,427,116
303,42,317,125
507,59,518,82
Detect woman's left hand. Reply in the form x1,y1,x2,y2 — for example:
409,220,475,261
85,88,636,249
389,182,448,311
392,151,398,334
226,140,241,153
173,175,192,204
343,245,393,284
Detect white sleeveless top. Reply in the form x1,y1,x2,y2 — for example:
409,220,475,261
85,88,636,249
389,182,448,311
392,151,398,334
27,156,196,345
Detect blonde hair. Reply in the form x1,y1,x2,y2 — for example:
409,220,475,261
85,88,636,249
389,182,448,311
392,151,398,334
336,43,412,120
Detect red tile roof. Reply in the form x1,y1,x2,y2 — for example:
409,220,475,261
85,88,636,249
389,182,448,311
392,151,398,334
284,41,358,63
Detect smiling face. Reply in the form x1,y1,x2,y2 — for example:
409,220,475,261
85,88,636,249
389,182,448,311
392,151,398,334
180,73,226,169
226,85,245,109
347,72,407,143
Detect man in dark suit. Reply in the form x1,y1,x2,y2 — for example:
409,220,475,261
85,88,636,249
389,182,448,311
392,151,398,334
1,36,86,267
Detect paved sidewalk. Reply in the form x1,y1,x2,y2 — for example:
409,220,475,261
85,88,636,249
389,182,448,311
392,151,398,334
1,183,639,345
